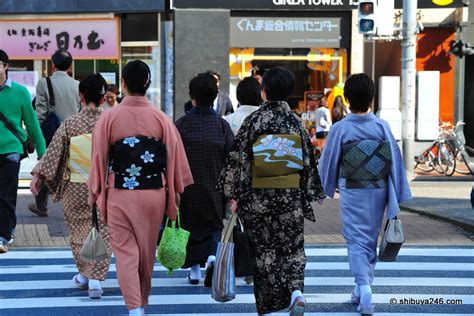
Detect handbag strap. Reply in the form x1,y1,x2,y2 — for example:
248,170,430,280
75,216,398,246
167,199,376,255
0,112,26,147
92,204,99,231
222,212,238,243
164,209,181,229
46,77,56,109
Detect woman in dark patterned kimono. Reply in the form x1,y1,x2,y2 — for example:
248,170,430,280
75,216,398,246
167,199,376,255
218,67,326,315
30,74,112,299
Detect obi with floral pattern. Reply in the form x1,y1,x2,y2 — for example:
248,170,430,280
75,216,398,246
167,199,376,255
109,136,166,190
252,134,303,188
341,139,392,189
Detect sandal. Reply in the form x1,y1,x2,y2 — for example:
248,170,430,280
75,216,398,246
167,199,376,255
187,275,199,285
73,274,88,290
289,296,306,316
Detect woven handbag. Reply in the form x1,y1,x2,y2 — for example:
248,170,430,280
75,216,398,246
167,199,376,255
79,205,109,261
156,210,190,275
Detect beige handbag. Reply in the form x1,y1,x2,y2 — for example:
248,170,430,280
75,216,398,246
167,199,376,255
80,205,109,261
378,217,405,262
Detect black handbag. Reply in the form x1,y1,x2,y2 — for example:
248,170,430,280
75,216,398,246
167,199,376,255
233,216,254,277
40,77,61,147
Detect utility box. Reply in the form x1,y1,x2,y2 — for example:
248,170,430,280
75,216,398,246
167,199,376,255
416,71,440,140
376,76,402,140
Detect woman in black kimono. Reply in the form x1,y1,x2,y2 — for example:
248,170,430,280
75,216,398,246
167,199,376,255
218,67,325,315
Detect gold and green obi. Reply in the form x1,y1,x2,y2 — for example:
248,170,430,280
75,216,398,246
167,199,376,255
67,133,92,183
252,134,304,188
341,140,392,189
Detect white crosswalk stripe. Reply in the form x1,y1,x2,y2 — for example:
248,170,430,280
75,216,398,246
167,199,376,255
0,246,473,315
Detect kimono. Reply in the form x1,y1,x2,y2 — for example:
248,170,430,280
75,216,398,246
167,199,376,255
218,101,325,314
175,107,234,268
88,96,193,310
318,113,412,287
32,107,112,281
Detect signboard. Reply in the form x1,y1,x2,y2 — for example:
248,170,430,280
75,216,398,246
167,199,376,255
174,0,465,10
0,18,120,60
230,17,342,48
8,71,39,100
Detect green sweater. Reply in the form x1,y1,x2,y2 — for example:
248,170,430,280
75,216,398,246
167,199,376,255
0,81,46,156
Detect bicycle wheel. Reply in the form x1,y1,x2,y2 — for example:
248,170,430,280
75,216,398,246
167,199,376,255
414,151,435,172
454,149,474,175
437,143,456,176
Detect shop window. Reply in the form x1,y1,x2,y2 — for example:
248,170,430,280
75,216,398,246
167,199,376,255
96,59,120,86
121,13,158,42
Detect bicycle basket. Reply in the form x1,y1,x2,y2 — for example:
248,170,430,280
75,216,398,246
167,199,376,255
446,136,462,150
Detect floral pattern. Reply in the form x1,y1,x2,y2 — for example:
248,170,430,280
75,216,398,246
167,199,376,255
125,164,142,177
123,176,139,190
140,151,155,163
123,137,140,148
217,101,325,314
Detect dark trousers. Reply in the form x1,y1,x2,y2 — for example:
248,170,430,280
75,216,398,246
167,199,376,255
35,180,50,211
0,155,20,240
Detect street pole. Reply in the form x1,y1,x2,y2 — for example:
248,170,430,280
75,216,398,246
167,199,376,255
401,0,417,177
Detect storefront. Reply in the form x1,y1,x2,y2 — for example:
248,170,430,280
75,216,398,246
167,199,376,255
172,0,360,119
0,0,171,115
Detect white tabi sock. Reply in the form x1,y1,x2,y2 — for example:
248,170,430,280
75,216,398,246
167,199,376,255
190,264,201,280
77,273,88,284
88,279,101,290
353,284,360,297
290,289,304,306
207,255,216,266
359,284,372,306
141,307,145,315
129,307,141,316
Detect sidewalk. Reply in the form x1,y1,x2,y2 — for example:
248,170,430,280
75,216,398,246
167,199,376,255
11,181,473,248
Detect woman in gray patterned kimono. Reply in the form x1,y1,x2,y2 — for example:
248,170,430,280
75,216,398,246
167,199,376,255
218,67,325,315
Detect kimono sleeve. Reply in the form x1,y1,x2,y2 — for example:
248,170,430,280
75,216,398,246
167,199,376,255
381,121,412,219
32,121,68,202
88,114,111,223
318,124,343,198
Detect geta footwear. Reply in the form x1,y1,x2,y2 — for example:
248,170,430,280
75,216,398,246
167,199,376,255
244,275,253,285
204,262,214,288
351,289,360,304
289,296,306,316
73,274,89,290
0,239,9,254
88,287,103,299
28,203,48,217
187,275,199,285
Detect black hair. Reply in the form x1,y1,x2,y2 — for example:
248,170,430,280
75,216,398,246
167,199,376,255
106,84,119,95
189,73,218,107
51,50,73,71
237,77,262,106
122,60,151,96
261,67,295,101
344,73,375,113
79,73,107,106
206,70,221,81
0,50,9,76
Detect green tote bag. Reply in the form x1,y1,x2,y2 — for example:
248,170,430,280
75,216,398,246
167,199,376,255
156,210,190,275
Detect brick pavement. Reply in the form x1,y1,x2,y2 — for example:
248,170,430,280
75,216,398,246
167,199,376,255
10,189,473,248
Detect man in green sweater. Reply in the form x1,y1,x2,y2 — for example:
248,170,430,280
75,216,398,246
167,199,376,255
0,50,46,253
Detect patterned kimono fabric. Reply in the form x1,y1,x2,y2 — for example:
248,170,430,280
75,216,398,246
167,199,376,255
218,101,325,314
33,107,112,281
318,113,411,290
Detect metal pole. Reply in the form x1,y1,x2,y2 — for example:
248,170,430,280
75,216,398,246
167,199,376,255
401,0,417,177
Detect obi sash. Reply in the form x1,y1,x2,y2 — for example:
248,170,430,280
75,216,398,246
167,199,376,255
341,140,392,189
252,134,303,189
109,136,166,190
67,133,92,183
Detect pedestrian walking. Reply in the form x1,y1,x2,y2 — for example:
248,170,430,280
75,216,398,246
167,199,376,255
218,67,326,315
0,50,46,253
224,76,262,135
30,74,112,298
315,92,332,149
29,49,81,217
318,73,412,315
88,60,193,316
104,84,120,110
331,95,348,124
176,73,234,286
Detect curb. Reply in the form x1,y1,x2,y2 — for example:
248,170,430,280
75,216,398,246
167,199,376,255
400,205,474,234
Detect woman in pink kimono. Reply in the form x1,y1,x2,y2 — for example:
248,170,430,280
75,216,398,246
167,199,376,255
88,61,193,316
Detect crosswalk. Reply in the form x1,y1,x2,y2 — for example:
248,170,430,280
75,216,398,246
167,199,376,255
1,246,473,315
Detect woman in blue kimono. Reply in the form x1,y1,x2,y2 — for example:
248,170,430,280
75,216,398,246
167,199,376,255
318,73,411,315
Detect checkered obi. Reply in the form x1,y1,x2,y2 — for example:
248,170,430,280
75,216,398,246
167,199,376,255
341,140,392,189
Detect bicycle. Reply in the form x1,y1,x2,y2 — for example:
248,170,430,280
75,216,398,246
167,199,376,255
443,121,474,176
414,123,454,175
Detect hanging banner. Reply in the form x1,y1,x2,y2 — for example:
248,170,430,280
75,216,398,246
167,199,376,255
0,18,120,60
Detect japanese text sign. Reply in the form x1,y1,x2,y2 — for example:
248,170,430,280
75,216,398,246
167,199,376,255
0,18,119,60
230,17,342,48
